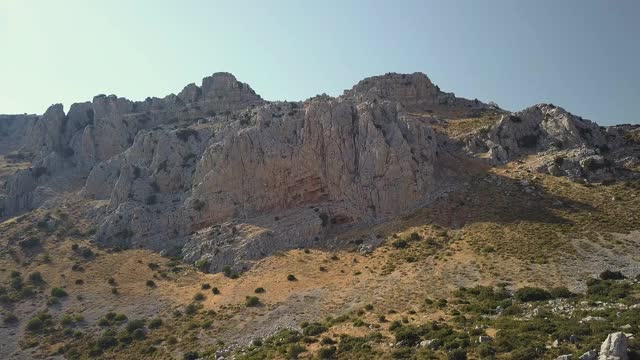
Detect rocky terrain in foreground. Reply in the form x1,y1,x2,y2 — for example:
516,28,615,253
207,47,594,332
0,72,639,359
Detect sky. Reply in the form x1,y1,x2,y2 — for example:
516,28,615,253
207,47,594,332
0,0,638,125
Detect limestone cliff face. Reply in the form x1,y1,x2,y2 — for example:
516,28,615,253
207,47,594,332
3,71,634,272
86,96,440,271
0,73,262,219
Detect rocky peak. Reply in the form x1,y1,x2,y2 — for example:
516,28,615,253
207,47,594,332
177,72,264,112
343,72,487,116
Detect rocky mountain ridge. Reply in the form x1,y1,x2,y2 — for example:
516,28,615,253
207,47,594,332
1,72,639,273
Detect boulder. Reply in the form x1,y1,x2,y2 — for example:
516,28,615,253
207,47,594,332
579,350,598,360
478,335,491,343
599,332,628,360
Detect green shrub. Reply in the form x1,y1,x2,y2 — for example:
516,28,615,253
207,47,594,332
448,348,467,360
96,335,117,349
549,286,576,299
302,322,327,336
254,287,265,293
105,312,117,321
20,286,36,298
287,274,297,281
246,296,260,307
599,270,626,280
185,303,201,315
131,328,146,340
126,319,146,333
80,247,94,258
394,326,421,346
318,346,337,359
388,320,402,332
183,351,199,360
26,317,44,332
196,259,208,271
51,287,68,298
3,313,18,324
193,293,205,301
286,343,306,358
514,287,550,302
19,237,40,248
392,239,408,249
477,343,495,358
586,279,631,299
212,287,220,295
147,318,162,329
28,272,44,284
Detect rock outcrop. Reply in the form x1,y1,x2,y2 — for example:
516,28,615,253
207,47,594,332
599,332,629,360
0,114,37,154
465,103,640,182
0,73,263,219
470,103,606,164
344,72,488,117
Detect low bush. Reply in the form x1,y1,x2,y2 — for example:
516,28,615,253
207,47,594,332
3,313,18,324
514,287,550,302
126,319,146,333
28,272,44,284
392,239,408,249
51,287,68,298
600,270,626,280
246,296,260,307
19,237,40,248
302,322,327,336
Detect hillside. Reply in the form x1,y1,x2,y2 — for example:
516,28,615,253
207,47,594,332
0,72,639,360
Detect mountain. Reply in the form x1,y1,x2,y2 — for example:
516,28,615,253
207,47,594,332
0,72,639,360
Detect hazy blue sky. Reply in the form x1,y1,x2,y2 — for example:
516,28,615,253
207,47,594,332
1,0,638,124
